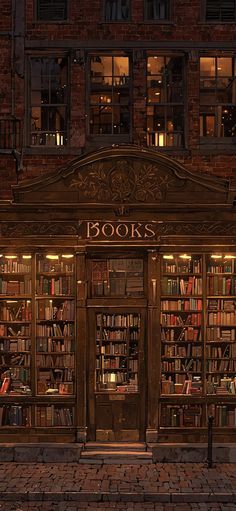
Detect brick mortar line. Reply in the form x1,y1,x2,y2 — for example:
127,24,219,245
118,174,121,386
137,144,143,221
0,492,236,503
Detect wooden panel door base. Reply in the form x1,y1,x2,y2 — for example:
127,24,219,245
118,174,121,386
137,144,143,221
96,429,139,442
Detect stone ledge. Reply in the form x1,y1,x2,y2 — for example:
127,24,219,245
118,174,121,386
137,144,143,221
151,443,236,463
0,443,82,463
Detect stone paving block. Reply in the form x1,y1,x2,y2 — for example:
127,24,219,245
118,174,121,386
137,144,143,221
42,492,66,501
119,493,144,502
66,492,102,502
26,492,43,501
42,446,81,463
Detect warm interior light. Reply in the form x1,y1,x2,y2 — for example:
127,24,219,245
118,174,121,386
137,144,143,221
224,255,236,259
6,300,17,303
5,255,17,259
211,255,222,259
179,254,191,260
46,255,59,260
62,254,74,259
22,255,32,259
163,255,174,260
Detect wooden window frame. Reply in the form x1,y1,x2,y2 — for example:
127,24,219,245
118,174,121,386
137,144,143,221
144,0,171,22
103,0,131,22
203,0,236,23
35,0,69,23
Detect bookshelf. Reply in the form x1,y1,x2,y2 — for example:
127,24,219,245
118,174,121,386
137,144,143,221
36,254,75,397
0,255,32,398
206,254,236,397
91,258,144,297
95,312,140,392
160,254,203,396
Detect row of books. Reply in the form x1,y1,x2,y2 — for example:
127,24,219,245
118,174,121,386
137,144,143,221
208,312,236,326
161,327,201,343
0,302,31,321
162,258,201,274
162,359,201,372
98,343,127,355
36,406,74,427
36,324,74,336
0,338,30,351
36,276,74,296
0,325,31,337
207,360,236,372
206,377,236,394
36,354,75,368
98,371,128,384
208,404,236,426
161,313,201,326
206,327,235,342
37,300,75,321
0,277,31,295
161,277,202,295
207,260,236,274
206,344,236,358
37,260,74,273
97,357,126,369
161,377,202,395
97,329,127,341
92,259,143,280
163,344,202,357
93,277,144,297
207,276,236,295
37,337,74,353
207,299,236,311
160,405,202,427
0,353,30,367
161,299,202,311
0,260,31,274
37,368,74,383
97,314,141,328
0,405,31,426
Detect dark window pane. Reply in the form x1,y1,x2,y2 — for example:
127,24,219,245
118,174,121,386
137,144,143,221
145,0,169,20
37,0,68,21
206,0,236,22
30,57,68,146
104,0,130,20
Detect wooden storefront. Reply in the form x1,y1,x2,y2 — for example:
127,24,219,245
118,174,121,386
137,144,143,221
0,145,236,444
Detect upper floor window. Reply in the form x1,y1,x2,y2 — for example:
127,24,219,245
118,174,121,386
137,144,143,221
145,0,170,21
89,56,130,135
200,57,236,142
104,0,130,21
147,56,184,148
36,0,68,22
30,57,68,147
205,0,236,22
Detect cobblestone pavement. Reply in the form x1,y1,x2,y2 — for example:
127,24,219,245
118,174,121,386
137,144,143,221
0,463,236,510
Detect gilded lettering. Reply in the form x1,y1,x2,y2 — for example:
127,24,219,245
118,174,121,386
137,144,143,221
144,224,156,238
116,223,129,238
87,221,100,238
102,223,115,238
131,222,142,238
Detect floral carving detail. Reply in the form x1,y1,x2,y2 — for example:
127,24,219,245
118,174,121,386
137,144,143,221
68,160,178,203
1,223,78,237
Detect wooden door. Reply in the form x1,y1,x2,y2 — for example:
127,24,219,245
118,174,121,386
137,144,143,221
87,309,146,442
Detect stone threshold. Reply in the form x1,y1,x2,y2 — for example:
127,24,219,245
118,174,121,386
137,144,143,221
0,491,236,503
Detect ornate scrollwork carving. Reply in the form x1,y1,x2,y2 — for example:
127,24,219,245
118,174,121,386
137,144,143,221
1,223,78,237
68,160,179,203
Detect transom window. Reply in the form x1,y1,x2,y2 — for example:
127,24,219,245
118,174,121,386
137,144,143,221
145,0,170,21
89,56,130,135
200,57,236,141
104,0,130,21
30,57,68,147
147,56,184,148
205,0,236,22
36,0,68,21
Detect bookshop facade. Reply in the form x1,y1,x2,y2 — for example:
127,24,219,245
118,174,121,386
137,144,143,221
0,145,236,444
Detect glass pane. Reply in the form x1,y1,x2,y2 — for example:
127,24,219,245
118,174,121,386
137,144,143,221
146,0,169,20
91,56,112,85
113,106,130,133
217,57,233,77
147,56,165,75
104,0,130,21
200,57,215,77
90,106,112,134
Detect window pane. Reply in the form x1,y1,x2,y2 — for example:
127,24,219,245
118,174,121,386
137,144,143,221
206,0,236,22
89,55,130,135
104,0,130,21
37,0,68,21
145,0,169,20
200,57,216,77
30,57,68,146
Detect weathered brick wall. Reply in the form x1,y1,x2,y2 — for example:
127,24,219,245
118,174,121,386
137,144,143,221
0,0,235,200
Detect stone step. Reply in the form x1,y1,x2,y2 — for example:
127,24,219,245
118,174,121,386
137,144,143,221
84,442,147,452
80,449,153,464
